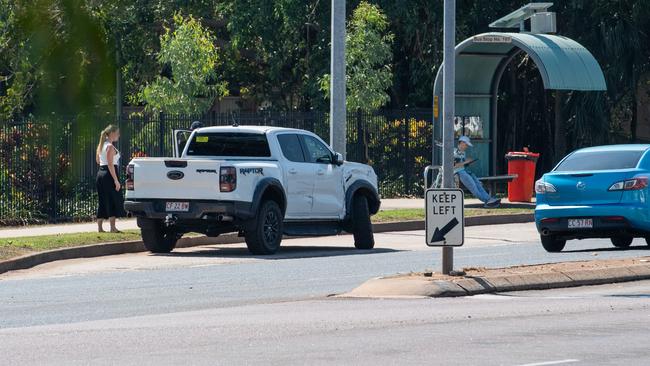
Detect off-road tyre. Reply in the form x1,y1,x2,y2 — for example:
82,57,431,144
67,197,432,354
138,217,179,253
352,195,375,249
245,200,284,255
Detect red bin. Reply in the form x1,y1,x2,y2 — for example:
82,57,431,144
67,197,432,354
505,151,540,203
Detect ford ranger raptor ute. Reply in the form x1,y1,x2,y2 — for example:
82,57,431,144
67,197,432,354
124,126,381,255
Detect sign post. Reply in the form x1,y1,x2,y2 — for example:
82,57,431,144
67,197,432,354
426,189,464,247
441,0,457,273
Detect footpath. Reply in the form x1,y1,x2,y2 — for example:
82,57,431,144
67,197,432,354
0,198,529,239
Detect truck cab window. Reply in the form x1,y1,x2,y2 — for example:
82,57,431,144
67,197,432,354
301,135,332,164
277,134,306,162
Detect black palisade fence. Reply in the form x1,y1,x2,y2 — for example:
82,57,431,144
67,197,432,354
0,109,432,224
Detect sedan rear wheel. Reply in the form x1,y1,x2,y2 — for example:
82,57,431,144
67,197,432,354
611,236,633,248
540,235,566,252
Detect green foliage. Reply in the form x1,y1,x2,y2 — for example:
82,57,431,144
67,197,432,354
322,1,394,111
143,14,227,114
5,0,115,118
216,0,330,110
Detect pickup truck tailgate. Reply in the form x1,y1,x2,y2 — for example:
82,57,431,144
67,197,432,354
128,158,226,201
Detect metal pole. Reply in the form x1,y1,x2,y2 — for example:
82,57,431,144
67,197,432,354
441,0,456,275
330,0,346,158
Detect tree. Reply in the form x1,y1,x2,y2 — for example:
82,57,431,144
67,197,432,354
0,0,115,119
322,1,393,111
216,0,330,111
142,13,227,114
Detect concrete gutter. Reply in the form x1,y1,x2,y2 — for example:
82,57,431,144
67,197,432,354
0,213,533,275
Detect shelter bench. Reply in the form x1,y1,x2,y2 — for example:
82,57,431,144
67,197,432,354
476,174,518,196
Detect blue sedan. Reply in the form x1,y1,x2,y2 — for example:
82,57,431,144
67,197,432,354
535,144,650,252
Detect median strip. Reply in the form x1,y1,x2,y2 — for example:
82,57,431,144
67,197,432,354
341,257,650,298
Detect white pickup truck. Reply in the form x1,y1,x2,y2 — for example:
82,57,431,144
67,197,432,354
124,125,381,255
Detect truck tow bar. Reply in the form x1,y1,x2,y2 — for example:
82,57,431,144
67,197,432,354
164,214,177,227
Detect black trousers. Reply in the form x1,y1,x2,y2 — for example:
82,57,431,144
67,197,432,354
96,165,126,219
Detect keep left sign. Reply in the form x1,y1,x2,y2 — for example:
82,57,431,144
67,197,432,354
425,188,464,247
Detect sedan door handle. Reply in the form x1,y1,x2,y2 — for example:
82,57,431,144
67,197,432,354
288,168,297,174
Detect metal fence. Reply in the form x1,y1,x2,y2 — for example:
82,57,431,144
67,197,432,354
0,109,433,224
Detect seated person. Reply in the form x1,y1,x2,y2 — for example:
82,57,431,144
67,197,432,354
454,136,500,208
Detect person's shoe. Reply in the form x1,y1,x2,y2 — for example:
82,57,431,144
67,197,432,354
484,198,501,208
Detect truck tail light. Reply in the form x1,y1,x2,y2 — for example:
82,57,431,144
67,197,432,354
126,164,134,190
220,167,237,192
608,176,648,191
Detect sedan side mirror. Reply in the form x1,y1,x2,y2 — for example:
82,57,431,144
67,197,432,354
334,152,344,166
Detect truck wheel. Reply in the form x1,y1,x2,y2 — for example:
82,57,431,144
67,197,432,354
540,235,565,252
138,217,179,253
352,195,375,249
245,200,284,255
611,236,633,248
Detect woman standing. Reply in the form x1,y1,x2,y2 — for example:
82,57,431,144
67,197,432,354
96,124,126,232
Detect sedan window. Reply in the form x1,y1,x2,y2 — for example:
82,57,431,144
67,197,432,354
555,150,645,171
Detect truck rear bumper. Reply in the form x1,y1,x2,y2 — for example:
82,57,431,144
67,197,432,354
124,199,254,220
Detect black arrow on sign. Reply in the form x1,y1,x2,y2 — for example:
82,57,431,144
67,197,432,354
430,217,459,243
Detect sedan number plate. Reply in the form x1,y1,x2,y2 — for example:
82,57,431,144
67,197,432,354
568,218,592,229
166,202,189,212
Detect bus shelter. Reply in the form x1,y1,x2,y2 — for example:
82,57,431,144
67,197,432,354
432,30,607,178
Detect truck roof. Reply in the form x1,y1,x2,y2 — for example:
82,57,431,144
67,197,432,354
194,125,304,134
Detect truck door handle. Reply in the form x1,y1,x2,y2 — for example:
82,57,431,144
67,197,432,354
317,169,325,175
288,168,297,174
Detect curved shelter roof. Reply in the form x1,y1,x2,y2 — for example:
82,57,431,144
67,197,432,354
434,32,607,95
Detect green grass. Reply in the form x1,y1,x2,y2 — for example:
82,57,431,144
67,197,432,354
372,207,533,223
0,230,142,261
0,207,534,262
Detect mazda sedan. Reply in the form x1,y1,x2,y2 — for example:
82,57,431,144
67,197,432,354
535,145,650,252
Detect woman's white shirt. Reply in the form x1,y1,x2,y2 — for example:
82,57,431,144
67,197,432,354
99,140,121,166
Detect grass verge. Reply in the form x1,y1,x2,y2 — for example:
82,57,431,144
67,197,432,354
0,230,142,261
372,207,533,223
0,207,533,261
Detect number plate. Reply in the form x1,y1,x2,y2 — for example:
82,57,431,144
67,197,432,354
165,202,189,212
568,218,593,229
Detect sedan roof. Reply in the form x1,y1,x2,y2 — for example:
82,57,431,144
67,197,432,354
575,144,650,153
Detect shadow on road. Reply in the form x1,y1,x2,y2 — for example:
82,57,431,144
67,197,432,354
154,246,401,260
562,245,650,253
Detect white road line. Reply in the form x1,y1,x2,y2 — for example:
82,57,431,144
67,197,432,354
515,359,580,366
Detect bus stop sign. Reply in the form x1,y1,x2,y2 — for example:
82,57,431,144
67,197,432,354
425,189,464,246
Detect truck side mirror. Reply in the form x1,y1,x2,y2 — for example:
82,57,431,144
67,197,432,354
334,152,344,166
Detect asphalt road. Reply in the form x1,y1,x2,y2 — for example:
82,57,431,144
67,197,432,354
2,222,650,365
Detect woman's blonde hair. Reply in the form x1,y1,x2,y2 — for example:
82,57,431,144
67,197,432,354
96,124,119,156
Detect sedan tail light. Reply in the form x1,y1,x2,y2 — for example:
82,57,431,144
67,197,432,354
220,167,237,192
535,180,556,194
608,177,648,191
126,164,134,190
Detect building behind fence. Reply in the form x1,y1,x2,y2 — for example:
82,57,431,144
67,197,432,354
0,109,432,224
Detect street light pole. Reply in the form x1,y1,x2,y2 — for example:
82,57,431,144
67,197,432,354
330,0,346,158
441,0,456,274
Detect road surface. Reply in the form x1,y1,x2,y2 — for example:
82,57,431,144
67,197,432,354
2,222,650,365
